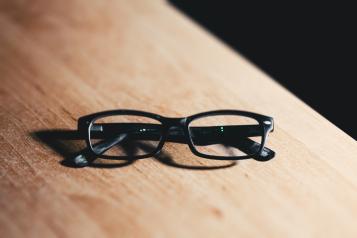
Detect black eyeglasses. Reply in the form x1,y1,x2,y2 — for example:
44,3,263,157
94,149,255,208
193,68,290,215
78,110,275,161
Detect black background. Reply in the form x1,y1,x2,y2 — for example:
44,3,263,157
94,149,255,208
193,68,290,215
170,1,356,139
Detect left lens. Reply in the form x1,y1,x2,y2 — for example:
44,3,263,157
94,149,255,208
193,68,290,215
89,115,163,157
188,114,262,157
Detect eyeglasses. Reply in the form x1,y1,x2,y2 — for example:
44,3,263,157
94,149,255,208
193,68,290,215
78,110,275,161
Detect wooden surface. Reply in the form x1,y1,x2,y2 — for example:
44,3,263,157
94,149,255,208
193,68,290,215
0,0,356,237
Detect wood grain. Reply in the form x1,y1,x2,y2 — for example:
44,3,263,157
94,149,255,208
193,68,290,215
0,0,356,237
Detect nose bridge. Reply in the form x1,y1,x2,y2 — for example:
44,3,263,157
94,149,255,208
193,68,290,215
165,117,186,128
164,118,187,140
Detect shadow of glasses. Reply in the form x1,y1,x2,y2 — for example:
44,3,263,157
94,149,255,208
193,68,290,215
31,129,237,170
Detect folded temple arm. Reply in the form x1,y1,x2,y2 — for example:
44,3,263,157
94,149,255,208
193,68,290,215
89,123,274,160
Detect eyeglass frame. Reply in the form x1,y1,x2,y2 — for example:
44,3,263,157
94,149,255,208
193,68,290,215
78,109,275,161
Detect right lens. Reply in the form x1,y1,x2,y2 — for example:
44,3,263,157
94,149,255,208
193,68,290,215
188,114,262,157
89,115,163,157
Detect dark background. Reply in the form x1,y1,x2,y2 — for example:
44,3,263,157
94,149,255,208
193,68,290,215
170,1,356,139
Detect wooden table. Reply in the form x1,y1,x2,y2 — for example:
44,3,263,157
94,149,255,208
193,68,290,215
1,0,356,237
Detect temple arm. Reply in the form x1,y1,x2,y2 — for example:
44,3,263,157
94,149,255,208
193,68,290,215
91,134,128,155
